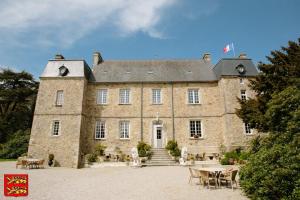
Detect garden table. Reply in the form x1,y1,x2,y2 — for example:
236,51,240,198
193,167,227,187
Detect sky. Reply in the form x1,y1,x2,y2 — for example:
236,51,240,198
0,0,299,79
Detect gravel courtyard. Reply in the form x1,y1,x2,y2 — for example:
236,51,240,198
0,162,248,200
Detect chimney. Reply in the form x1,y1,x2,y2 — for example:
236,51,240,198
239,53,247,59
93,52,103,66
202,53,211,62
55,54,65,60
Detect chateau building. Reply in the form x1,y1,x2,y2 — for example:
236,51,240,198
28,52,258,168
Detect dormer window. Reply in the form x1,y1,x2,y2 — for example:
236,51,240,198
59,65,69,76
236,64,246,74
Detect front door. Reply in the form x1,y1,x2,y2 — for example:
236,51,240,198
155,126,163,148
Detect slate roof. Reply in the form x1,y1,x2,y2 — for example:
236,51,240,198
213,58,258,78
41,57,258,82
41,60,94,80
92,60,216,83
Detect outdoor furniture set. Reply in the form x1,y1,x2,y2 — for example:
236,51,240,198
16,157,45,169
188,167,238,190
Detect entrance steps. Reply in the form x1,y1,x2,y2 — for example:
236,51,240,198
144,148,178,166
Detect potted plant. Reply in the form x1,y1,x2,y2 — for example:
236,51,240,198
94,144,107,162
125,155,131,166
48,154,54,167
190,154,195,165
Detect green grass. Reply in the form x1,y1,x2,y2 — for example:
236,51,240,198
0,158,17,162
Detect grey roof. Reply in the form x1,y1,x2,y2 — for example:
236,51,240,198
213,58,258,78
40,57,258,82
41,60,93,80
92,60,217,83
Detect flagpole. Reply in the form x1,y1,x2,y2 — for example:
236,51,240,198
231,43,235,57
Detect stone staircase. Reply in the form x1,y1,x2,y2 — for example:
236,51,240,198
145,148,178,166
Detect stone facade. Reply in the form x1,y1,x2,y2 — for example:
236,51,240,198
28,53,258,168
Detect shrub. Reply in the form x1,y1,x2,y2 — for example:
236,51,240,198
220,148,249,165
94,144,107,156
86,153,97,163
0,129,30,158
48,154,54,161
137,141,152,157
240,133,300,200
166,140,181,158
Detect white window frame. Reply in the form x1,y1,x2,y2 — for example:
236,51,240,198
95,120,106,139
152,89,162,104
56,90,64,106
119,121,130,139
119,89,130,104
241,90,247,101
189,120,203,138
52,120,60,136
187,89,200,104
240,78,244,84
244,123,252,135
97,89,108,105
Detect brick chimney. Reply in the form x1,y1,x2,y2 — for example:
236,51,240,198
202,53,211,62
93,52,103,66
55,54,65,60
239,53,247,59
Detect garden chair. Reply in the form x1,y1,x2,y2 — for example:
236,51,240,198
38,159,45,169
16,157,24,169
21,160,28,169
219,169,238,190
188,168,201,185
199,170,218,189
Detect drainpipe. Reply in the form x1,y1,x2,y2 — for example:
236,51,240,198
141,82,144,141
171,83,175,140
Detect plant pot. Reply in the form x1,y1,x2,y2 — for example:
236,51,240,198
48,160,53,167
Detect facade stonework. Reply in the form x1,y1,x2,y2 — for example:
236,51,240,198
28,54,258,168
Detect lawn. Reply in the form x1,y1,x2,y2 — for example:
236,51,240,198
0,158,17,162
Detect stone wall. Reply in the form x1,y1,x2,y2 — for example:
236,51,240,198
28,78,86,168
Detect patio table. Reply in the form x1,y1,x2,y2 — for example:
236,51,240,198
26,159,41,169
193,167,227,187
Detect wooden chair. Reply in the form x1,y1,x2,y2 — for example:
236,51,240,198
219,169,238,190
21,160,28,169
188,168,201,185
16,157,23,169
199,170,218,189
38,159,45,169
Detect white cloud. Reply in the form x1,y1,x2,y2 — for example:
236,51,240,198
0,0,176,47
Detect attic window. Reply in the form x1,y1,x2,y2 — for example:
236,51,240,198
59,65,69,76
147,71,154,74
236,64,246,74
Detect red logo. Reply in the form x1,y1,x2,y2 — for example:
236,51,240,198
4,174,28,197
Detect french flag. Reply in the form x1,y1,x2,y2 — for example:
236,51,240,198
223,43,234,53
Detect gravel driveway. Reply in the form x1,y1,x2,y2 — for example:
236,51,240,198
0,161,248,200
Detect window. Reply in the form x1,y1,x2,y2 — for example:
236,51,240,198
240,78,244,84
241,90,247,101
119,121,130,139
95,121,106,139
119,89,130,104
52,120,60,136
188,89,200,104
190,120,202,138
56,90,64,106
244,123,252,135
97,89,108,104
152,89,162,104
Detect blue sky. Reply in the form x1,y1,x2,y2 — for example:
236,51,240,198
0,0,299,79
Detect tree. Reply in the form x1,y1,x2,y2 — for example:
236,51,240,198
0,69,38,143
239,87,300,200
238,38,300,200
236,38,300,132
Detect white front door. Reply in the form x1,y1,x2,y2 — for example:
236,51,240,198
154,126,163,148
